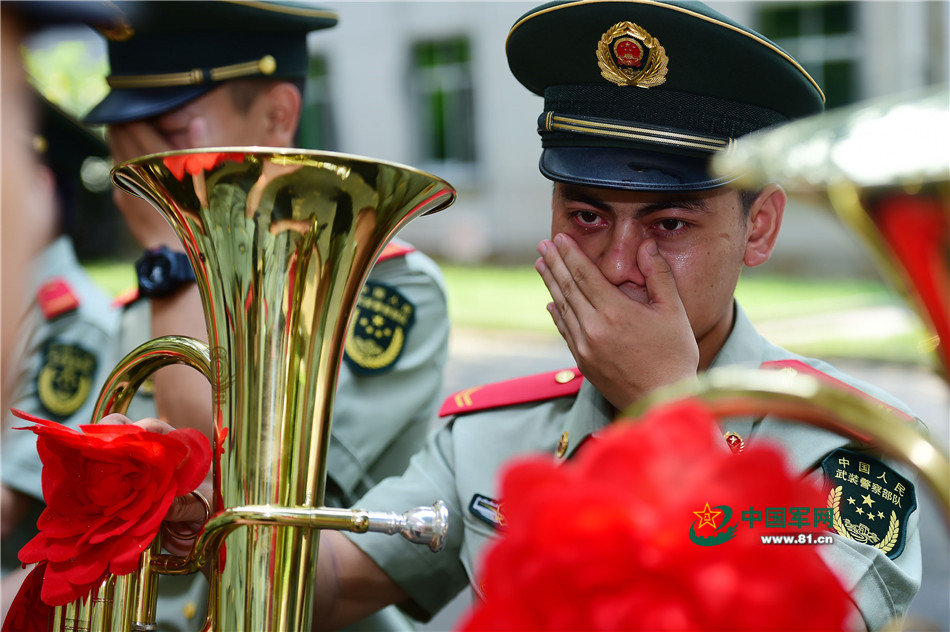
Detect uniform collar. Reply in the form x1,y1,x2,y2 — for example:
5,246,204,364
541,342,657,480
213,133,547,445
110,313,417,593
560,379,615,461
30,236,79,294
707,301,768,446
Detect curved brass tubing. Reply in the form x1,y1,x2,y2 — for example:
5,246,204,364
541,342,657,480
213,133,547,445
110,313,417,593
91,335,214,420
152,501,449,576
624,369,950,523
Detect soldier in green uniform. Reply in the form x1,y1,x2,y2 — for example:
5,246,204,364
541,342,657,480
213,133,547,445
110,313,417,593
0,97,151,599
5,2,450,630
290,2,921,630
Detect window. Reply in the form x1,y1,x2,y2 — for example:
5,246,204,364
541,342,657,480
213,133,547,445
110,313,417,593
409,37,476,165
299,54,338,151
758,2,859,108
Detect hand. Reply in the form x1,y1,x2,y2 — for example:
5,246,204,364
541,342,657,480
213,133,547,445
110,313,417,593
99,413,214,558
536,234,699,411
108,122,180,250
107,118,208,251
0,484,33,539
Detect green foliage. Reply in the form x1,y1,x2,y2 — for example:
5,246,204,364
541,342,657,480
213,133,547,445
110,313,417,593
23,39,109,117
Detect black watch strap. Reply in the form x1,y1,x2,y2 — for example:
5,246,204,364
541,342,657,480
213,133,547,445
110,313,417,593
135,245,196,298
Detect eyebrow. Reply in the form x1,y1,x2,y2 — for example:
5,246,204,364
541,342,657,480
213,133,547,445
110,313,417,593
634,199,712,218
557,185,713,218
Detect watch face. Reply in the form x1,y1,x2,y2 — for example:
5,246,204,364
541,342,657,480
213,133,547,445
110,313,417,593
143,260,171,291
136,248,193,297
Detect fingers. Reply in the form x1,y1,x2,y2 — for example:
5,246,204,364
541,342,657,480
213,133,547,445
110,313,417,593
166,487,212,524
536,239,581,344
163,485,213,554
97,414,179,436
188,116,212,148
538,236,594,311
637,238,683,308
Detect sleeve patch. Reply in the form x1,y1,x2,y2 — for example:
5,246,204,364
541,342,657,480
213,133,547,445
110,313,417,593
821,448,916,560
343,281,415,376
37,341,98,419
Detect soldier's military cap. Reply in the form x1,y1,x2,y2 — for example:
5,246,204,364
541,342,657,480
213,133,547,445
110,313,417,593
84,1,337,125
3,1,125,30
34,93,113,240
506,0,825,191
36,96,108,181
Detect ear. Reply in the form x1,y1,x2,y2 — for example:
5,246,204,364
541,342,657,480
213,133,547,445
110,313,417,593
743,184,786,268
258,82,302,146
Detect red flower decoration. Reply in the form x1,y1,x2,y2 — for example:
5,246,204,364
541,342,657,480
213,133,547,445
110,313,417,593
163,151,244,181
10,409,211,607
1,562,52,632
459,400,851,631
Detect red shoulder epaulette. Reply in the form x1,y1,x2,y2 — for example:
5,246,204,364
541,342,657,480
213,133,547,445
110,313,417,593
111,286,140,308
376,243,416,265
760,359,915,423
439,367,583,418
37,279,79,320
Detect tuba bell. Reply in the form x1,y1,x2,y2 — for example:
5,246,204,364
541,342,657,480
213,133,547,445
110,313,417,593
50,148,455,631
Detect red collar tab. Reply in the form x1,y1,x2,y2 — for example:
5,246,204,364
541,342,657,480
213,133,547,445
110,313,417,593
110,286,141,308
37,279,80,320
760,360,915,423
377,243,416,265
439,367,583,418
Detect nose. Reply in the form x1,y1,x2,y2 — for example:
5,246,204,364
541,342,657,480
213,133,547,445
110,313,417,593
597,225,645,287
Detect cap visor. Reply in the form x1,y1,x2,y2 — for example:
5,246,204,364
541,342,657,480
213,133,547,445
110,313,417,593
540,146,738,192
83,86,214,125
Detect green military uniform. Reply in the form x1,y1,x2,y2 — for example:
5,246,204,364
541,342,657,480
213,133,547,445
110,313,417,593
0,237,155,571
342,1,924,630
345,303,922,631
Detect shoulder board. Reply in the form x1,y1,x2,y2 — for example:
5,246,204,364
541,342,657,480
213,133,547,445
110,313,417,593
111,286,141,308
760,360,915,423
376,243,416,265
439,367,582,418
37,279,80,320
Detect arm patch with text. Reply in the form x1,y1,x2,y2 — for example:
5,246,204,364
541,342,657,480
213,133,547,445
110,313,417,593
343,281,415,376
821,448,916,559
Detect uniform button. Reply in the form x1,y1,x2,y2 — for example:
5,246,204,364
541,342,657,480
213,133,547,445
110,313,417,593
184,602,196,619
723,432,745,454
554,369,575,384
556,431,569,458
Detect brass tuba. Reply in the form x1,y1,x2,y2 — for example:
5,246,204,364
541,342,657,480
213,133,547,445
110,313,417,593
50,148,455,631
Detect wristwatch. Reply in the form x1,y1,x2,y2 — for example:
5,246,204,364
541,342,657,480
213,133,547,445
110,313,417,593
135,245,196,297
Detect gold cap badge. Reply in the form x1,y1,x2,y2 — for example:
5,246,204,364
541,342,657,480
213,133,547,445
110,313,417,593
596,21,668,88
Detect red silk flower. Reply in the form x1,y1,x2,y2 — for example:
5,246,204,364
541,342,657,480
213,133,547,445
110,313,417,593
9,409,211,607
163,151,244,181
458,399,851,631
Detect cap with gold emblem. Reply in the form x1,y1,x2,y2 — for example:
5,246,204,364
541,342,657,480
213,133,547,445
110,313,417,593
506,0,825,191
84,1,337,125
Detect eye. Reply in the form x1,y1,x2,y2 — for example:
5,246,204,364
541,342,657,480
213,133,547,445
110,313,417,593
654,218,687,232
571,210,605,228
